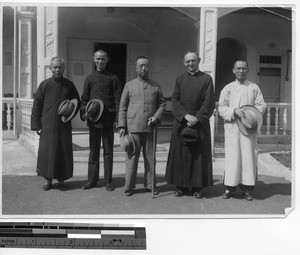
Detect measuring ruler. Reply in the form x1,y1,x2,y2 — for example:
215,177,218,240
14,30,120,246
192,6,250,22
0,222,146,249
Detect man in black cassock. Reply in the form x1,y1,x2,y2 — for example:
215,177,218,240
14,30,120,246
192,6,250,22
80,50,122,191
31,57,80,191
165,51,215,198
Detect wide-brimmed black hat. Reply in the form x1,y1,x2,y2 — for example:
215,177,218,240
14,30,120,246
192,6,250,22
178,124,199,145
120,132,136,157
58,99,78,123
237,105,263,136
85,98,104,122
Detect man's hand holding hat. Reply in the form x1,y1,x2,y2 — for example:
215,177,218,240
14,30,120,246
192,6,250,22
82,98,104,122
184,114,198,127
119,127,126,138
234,108,245,119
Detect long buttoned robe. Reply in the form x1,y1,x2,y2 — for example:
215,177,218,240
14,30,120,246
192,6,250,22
218,80,266,187
31,77,80,180
165,71,215,188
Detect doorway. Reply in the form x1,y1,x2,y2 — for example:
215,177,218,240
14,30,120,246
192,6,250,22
215,38,247,101
94,42,127,86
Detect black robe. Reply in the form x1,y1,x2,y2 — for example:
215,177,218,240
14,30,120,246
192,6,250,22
31,77,80,180
165,71,215,188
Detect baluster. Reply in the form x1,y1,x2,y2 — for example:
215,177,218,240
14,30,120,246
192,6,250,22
274,107,279,135
7,103,12,131
283,107,287,135
266,106,271,135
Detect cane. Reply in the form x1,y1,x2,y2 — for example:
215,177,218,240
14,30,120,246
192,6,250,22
152,124,158,198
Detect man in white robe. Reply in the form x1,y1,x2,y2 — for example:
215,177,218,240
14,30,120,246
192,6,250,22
218,59,266,201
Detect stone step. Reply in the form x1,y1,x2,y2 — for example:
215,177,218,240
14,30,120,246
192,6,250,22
73,144,169,163
73,161,169,176
73,145,225,163
74,156,168,163
74,152,169,163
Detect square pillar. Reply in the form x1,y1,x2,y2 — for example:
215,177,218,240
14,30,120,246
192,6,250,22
17,9,35,99
198,8,218,160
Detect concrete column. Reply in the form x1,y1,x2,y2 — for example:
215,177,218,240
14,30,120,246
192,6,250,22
198,8,218,160
17,9,35,99
198,7,218,84
37,6,59,87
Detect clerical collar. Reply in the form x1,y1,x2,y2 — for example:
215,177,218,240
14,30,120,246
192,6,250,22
97,69,106,73
188,70,200,76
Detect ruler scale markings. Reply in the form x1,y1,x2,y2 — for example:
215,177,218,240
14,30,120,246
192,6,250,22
0,222,146,249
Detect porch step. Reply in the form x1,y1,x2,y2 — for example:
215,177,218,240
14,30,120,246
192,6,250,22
73,145,169,163
74,145,226,163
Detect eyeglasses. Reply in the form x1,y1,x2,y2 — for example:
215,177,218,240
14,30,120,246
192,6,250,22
234,67,248,71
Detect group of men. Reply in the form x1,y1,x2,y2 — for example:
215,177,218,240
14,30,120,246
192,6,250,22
31,49,266,201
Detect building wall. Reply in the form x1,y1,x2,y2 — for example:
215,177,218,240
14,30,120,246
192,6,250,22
55,7,198,129
58,7,198,98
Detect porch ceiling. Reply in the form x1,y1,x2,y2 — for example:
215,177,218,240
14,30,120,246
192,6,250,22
59,7,197,40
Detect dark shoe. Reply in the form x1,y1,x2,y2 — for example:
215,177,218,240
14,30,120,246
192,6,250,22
175,190,184,197
43,184,52,191
125,190,134,196
146,188,159,195
193,191,204,199
223,190,232,199
82,182,96,190
105,182,115,191
57,180,67,187
242,191,253,201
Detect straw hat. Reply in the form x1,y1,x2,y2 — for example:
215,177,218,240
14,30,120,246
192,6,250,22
237,105,263,136
58,99,78,123
85,98,104,122
120,133,136,157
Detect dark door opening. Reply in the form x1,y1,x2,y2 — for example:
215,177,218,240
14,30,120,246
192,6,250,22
94,42,127,87
215,38,247,101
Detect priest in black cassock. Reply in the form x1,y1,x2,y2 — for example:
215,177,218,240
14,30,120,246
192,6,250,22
31,57,80,191
165,51,215,199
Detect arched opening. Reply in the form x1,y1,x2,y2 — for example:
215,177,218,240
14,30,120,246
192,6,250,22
215,38,247,101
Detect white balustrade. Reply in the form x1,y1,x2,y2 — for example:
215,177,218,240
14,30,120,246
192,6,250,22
2,98,16,136
214,102,292,136
263,103,292,136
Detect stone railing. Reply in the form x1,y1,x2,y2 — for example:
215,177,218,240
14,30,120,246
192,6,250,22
2,97,17,138
215,103,292,136
261,103,292,136
18,98,38,154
